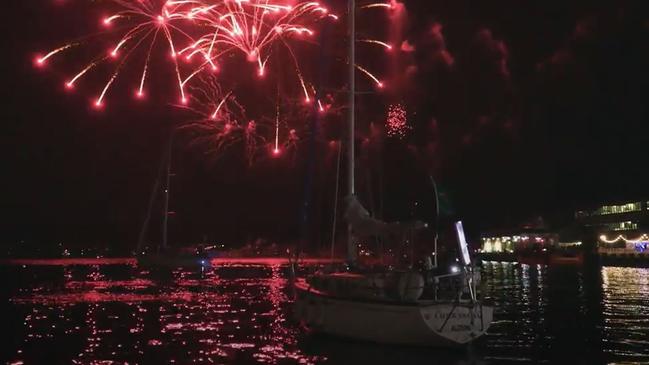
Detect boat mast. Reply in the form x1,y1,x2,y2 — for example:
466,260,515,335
136,166,162,254
430,176,439,268
161,133,173,251
136,138,169,254
346,0,357,263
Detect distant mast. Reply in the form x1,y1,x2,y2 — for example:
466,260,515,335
161,134,173,251
347,0,357,263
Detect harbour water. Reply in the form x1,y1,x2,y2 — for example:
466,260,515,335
2,260,649,364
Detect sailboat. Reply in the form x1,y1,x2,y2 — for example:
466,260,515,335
135,133,213,269
292,0,494,346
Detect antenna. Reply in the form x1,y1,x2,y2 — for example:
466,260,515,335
455,221,472,266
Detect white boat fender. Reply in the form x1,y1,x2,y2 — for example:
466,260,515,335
397,272,424,302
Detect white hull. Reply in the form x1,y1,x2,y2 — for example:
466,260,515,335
294,282,493,347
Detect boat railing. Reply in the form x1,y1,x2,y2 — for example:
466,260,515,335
430,268,479,302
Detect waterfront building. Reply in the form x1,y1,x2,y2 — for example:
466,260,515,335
575,200,649,255
480,229,559,254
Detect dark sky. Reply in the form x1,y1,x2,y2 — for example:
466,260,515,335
2,1,649,251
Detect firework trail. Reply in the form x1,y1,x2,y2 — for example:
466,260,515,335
178,74,327,164
351,2,398,89
177,75,265,165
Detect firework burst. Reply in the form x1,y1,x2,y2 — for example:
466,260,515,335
35,1,402,165
386,103,409,139
35,0,335,108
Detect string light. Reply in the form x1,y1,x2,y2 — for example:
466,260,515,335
599,234,649,244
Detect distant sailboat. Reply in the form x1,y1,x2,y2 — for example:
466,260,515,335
292,0,494,346
135,133,212,269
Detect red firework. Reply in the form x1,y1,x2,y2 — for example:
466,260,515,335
34,1,401,160
35,0,335,107
386,103,408,139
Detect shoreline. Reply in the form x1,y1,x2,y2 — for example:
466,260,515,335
0,257,344,266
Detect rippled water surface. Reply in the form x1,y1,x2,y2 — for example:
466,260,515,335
2,259,649,364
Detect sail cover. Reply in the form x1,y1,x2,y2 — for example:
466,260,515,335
344,195,427,239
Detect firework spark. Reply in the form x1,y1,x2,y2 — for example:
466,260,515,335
386,103,409,139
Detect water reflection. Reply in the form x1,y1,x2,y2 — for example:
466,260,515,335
601,267,649,363
3,260,649,364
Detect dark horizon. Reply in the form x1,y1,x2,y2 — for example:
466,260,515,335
2,0,649,251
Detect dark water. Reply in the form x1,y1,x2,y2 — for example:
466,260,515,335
2,259,649,365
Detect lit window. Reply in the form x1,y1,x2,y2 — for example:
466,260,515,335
607,221,638,231
494,239,502,253
483,240,493,253
596,202,642,215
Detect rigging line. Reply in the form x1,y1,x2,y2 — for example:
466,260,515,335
330,141,343,260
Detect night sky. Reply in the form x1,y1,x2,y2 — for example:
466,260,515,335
2,1,649,252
